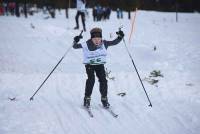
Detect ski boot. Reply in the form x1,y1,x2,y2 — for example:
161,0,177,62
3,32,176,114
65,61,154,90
101,96,110,109
83,96,91,108
74,26,79,30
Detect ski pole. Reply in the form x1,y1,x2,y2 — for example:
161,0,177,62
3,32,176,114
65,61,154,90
30,30,83,101
119,28,152,107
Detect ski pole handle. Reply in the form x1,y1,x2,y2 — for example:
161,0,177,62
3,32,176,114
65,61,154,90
73,30,84,44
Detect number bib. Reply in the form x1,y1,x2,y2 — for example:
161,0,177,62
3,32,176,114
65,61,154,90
81,42,107,65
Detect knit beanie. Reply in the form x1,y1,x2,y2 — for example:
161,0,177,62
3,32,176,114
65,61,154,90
90,27,102,38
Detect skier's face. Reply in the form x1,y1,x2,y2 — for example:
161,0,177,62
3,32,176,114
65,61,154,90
92,37,102,46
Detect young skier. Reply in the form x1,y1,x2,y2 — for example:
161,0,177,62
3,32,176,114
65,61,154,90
73,27,124,108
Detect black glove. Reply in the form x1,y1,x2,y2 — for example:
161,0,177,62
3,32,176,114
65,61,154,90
74,35,83,43
116,30,124,38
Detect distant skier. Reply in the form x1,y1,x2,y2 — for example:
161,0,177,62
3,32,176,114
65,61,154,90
74,0,86,31
73,27,124,108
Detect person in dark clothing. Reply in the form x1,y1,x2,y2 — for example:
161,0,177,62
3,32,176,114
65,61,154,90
92,6,97,21
74,0,86,31
73,27,124,108
106,7,111,20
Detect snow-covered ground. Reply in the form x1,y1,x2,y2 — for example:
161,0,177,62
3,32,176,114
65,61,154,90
0,9,200,134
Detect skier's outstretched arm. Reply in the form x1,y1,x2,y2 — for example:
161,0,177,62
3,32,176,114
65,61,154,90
104,30,124,48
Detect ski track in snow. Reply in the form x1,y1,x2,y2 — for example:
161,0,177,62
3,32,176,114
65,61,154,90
0,9,200,134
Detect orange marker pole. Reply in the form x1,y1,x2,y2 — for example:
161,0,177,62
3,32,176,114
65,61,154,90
128,8,138,44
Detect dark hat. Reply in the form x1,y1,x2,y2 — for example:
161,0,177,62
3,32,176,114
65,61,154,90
90,27,102,38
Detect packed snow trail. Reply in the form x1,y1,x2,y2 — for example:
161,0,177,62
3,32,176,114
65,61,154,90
0,10,200,134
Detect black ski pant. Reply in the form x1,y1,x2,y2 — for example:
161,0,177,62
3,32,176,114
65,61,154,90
84,64,107,98
75,11,86,31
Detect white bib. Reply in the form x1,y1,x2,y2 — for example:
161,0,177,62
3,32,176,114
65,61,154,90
81,42,107,65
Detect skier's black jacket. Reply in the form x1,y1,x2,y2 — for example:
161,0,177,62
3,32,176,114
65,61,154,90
73,36,123,51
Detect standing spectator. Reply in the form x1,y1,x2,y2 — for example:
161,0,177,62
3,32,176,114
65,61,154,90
15,1,20,17
105,7,111,20
116,8,120,19
65,7,68,18
74,0,86,31
0,3,3,15
47,5,55,18
92,6,97,21
128,10,131,19
102,7,106,20
96,5,102,21
3,2,8,15
24,1,27,18
9,2,16,16
117,8,123,19
120,9,123,19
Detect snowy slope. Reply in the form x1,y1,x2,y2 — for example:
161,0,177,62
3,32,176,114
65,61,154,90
0,9,200,134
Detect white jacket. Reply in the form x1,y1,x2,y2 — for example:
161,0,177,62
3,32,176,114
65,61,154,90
76,0,86,12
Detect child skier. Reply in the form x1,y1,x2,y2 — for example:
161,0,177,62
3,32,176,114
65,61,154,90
73,27,124,108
